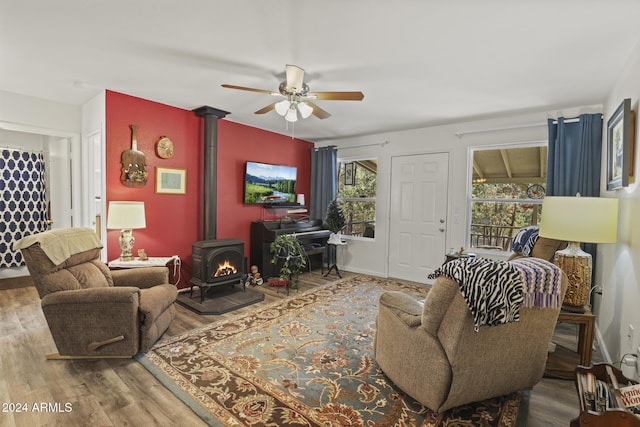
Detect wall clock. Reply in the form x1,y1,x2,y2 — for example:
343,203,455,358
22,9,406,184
527,184,545,199
156,136,174,159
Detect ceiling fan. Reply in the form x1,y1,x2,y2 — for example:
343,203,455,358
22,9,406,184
222,64,364,122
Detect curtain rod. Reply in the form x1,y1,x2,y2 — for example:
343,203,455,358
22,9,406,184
338,140,389,149
455,115,602,138
454,123,545,138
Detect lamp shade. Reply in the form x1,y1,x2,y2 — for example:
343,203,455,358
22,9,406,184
275,100,290,116
106,201,146,230
297,102,313,119
539,196,618,243
284,106,298,122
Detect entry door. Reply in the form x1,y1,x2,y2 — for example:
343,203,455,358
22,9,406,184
388,152,449,282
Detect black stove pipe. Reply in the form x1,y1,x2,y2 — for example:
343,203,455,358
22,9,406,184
192,106,230,241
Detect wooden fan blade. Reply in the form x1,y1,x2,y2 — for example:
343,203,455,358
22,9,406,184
307,91,364,101
221,84,278,96
307,101,331,119
285,65,305,91
254,103,276,114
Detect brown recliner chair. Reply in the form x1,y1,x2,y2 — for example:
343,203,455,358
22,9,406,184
14,227,177,359
374,258,567,413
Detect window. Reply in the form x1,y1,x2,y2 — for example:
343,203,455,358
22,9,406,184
469,144,547,250
337,159,377,239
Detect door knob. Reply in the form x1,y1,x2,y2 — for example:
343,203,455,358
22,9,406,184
439,228,445,232
439,219,445,223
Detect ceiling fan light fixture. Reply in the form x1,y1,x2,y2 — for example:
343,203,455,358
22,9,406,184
297,101,313,119
275,99,290,116
222,64,364,124
285,106,298,122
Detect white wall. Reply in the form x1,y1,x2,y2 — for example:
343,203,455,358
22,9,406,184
321,109,568,277
596,39,640,374
0,90,80,134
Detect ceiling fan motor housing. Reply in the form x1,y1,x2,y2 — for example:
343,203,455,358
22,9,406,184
279,81,309,97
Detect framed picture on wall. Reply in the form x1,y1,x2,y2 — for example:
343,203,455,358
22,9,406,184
345,162,355,186
606,98,635,190
156,167,186,194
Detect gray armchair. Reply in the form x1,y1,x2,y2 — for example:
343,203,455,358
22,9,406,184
15,227,177,358
374,258,567,412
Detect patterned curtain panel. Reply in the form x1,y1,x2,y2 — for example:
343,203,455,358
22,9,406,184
0,149,49,268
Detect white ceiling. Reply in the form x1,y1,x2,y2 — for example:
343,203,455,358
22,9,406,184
2,1,640,142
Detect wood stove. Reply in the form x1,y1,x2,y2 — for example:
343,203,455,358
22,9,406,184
189,238,245,303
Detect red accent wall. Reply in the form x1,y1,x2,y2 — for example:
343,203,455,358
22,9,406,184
216,119,313,243
105,91,313,288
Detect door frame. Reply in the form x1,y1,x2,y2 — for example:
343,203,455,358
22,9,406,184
386,150,451,281
0,121,82,228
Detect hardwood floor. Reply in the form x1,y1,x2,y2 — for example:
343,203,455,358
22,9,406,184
0,271,594,426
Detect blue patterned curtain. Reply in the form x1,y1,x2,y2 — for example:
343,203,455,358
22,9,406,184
0,149,49,268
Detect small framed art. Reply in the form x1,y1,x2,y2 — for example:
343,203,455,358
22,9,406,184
156,167,186,194
345,162,355,186
606,98,635,190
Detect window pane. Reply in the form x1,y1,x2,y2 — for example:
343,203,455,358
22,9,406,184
472,182,545,199
470,201,542,249
337,159,377,239
338,161,377,197
469,144,547,250
341,200,376,237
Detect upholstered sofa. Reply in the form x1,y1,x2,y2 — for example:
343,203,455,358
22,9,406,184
374,258,567,413
15,227,177,358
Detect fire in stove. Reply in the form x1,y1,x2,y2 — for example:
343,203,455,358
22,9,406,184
214,259,238,277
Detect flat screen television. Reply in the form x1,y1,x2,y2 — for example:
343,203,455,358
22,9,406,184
243,161,297,204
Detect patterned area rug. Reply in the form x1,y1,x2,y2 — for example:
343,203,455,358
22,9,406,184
138,275,527,426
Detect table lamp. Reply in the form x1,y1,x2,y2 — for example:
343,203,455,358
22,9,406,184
538,195,618,307
107,201,146,261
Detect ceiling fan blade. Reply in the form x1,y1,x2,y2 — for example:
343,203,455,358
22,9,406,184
307,91,364,101
221,84,278,96
285,65,305,91
307,101,331,119
254,103,277,114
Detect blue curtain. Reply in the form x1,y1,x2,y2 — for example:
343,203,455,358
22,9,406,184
547,113,603,197
546,113,603,286
0,149,49,268
310,146,337,221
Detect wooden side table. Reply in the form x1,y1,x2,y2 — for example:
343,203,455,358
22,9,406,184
108,256,180,285
545,308,596,378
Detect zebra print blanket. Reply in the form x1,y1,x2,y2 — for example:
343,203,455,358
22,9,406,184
428,257,563,331
428,258,524,331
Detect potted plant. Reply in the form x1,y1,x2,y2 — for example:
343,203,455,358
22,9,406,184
323,200,347,276
323,199,346,244
270,234,307,287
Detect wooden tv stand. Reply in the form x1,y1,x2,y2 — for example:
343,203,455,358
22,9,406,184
572,363,640,427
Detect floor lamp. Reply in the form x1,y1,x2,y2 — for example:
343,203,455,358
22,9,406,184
538,196,618,308
107,201,146,261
